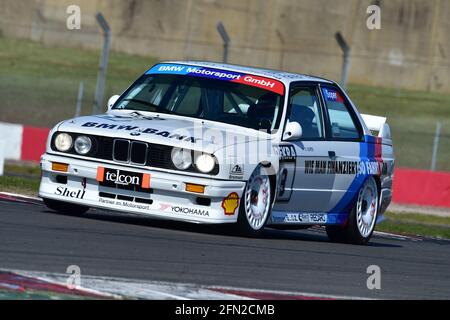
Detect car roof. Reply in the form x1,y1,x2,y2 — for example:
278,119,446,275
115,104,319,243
161,60,334,85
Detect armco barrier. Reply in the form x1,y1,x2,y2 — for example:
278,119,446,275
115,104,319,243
21,126,50,162
392,168,450,208
0,122,449,209
0,122,49,162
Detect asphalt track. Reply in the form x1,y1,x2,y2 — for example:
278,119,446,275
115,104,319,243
1,198,449,299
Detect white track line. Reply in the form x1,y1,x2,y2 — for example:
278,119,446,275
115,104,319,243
0,192,41,202
1,269,371,300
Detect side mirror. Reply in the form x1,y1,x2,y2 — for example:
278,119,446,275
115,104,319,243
283,121,303,141
107,95,120,112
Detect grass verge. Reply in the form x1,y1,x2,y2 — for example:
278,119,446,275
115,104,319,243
0,176,40,197
0,163,41,197
376,212,450,239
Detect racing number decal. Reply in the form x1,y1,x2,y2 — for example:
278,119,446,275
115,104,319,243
275,145,296,202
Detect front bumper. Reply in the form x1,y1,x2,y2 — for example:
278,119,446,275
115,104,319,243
39,153,245,224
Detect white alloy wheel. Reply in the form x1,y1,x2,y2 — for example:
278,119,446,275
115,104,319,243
244,167,271,231
356,177,378,238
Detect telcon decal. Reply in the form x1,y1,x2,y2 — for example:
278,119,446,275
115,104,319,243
222,192,240,215
146,64,285,95
96,167,151,188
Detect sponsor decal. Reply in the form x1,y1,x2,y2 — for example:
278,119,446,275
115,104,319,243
322,88,344,103
275,145,296,162
170,205,210,217
283,212,327,224
96,167,151,188
146,64,285,95
55,186,85,199
81,122,196,143
98,198,151,211
229,164,244,180
304,160,386,176
158,202,209,217
222,192,239,216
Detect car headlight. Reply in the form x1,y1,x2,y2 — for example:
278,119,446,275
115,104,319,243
74,136,92,155
195,153,216,173
171,148,192,170
54,133,73,152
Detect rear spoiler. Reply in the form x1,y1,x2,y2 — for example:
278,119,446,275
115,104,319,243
361,114,391,140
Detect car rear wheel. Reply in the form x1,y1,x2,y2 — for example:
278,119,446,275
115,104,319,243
237,166,272,236
43,198,89,215
326,176,379,245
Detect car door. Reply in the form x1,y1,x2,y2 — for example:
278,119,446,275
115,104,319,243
274,83,337,214
319,84,365,216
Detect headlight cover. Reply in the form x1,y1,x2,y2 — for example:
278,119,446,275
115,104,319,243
54,133,73,152
171,148,192,170
74,135,92,155
195,153,216,173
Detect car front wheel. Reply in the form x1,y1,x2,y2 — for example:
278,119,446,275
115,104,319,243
237,166,272,236
326,176,379,245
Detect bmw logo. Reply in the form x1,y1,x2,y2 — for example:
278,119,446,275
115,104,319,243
130,132,141,136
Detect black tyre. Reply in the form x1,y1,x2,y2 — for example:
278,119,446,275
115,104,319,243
43,198,89,215
326,176,379,245
236,166,272,236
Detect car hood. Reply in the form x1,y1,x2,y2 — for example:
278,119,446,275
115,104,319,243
56,112,272,154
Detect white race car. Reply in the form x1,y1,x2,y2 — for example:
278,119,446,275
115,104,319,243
39,61,394,244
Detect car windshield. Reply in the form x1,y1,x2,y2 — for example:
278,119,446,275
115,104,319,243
113,73,284,132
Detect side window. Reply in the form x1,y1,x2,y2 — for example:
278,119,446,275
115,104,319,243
321,87,361,140
287,87,323,139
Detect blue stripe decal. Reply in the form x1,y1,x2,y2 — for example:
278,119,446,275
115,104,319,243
328,136,376,217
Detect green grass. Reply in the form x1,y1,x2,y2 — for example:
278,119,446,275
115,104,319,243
347,84,450,171
0,37,449,170
0,176,40,197
0,163,40,196
376,212,450,239
4,163,41,177
0,37,157,128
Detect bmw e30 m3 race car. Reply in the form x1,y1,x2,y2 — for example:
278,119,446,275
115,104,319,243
39,61,394,245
